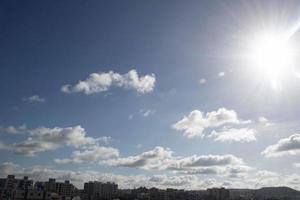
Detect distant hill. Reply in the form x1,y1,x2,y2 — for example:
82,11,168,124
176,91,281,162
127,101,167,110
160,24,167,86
229,187,300,199
254,187,300,198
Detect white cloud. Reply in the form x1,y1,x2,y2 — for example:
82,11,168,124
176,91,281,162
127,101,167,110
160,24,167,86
103,146,173,170
103,146,248,177
55,145,119,164
139,109,156,117
1,161,299,190
293,163,300,168
168,154,243,169
0,161,202,189
0,125,107,156
0,162,19,175
262,134,300,157
172,108,245,138
199,78,206,84
209,128,256,143
258,117,272,127
22,95,46,103
0,124,28,134
218,72,225,77
61,69,156,95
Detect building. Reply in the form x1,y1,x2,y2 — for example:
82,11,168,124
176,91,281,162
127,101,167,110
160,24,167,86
207,187,230,200
0,175,34,199
84,181,118,200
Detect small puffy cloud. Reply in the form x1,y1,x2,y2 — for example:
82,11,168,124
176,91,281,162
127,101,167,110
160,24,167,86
22,95,46,103
209,128,256,143
29,126,96,148
61,69,156,95
55,145,119,164
172,108,245,138
199,78,206,84
262,134,300,157
258,117,272,127
218,72,225,77
0,124,28,134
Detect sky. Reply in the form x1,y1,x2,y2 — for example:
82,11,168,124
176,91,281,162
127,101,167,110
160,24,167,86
1,0,300,190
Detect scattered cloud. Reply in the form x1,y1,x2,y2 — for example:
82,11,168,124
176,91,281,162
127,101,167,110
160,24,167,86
1,161,299,190
218,72,225,77
262,134,300,157
103,146,248,177
128,114,134,120
22,95,46,103
135,144,143,149
209,128,256,143
0,125,107,156
103,146,173,170
258,117,272,127
199,78,206,84
139,109,156,117
172,108,247,138
55,145,119,164
0,124,28,134
61,69,156,95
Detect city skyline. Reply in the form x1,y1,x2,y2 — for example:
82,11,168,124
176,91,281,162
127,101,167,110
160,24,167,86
1,0,300,191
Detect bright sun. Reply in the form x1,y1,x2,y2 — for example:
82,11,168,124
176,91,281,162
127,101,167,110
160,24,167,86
247,31,296,90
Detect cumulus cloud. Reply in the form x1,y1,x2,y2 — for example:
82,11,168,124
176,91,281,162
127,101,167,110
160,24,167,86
55,145,119,164
103,146,173,170
172,108,247,138
103,146,248,177
0,124,28,134
209,128,256,143
61,69,156,95
262,134,300,157
0,125,109,156
22,95,46,103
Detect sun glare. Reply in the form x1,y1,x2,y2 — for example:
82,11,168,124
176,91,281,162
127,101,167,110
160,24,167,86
247,31,296,90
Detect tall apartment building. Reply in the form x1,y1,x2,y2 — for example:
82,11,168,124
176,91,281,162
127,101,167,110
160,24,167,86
0,175,34,199
43,178,76,199
84,181,118,200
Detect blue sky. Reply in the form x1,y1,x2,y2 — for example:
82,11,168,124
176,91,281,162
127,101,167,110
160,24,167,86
1,0,300,189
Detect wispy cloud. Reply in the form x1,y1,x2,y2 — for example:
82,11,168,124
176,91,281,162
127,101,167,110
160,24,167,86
0,124,28,134
22,95,45,103
61,69,156,95
139,109,156,117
